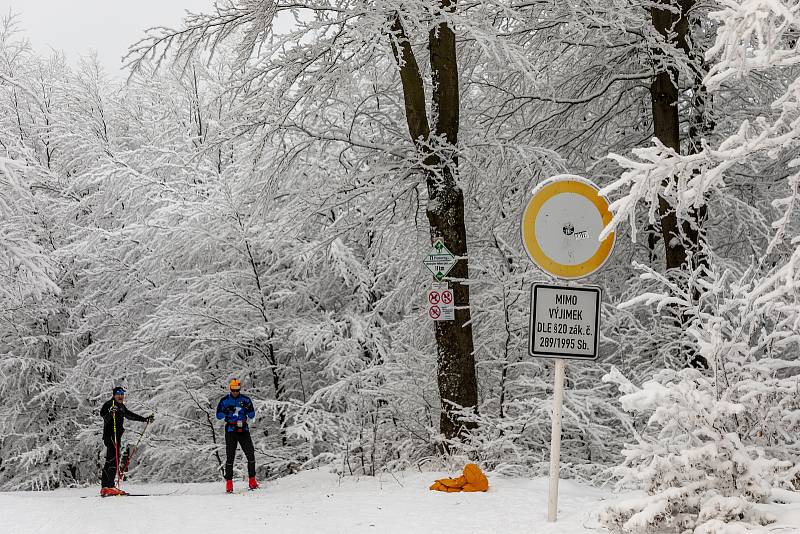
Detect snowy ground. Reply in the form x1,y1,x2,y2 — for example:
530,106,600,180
1,470,799,534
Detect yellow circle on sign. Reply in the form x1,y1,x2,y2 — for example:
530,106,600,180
520,176,615,279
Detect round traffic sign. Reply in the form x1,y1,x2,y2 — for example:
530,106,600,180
520,175,615,279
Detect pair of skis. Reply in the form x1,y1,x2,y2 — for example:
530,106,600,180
94,487,259,498
93,487,186,498
228,487,260,495
90,489,179,498
100,492,165,498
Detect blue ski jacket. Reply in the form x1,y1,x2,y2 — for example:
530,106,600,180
216,393,256,433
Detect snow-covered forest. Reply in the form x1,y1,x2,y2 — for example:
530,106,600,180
1,0,800,531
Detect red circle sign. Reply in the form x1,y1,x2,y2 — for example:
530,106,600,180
429,306,441,319
441,291,453,304
428,291,441,305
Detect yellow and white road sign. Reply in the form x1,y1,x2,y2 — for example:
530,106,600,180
520,175,615,280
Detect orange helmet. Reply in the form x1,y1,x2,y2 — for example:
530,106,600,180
229,378,241,390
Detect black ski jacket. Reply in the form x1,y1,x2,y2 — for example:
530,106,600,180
100,399,147,442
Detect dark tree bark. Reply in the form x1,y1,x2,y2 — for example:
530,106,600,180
650,0,711,273
390,5,479,441
650,1,688,271
681,0,714,279
650,0,710,368
676,0,712,277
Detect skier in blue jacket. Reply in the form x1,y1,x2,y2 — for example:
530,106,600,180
216,378,258,493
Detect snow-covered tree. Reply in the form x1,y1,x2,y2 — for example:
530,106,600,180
600,1,800,530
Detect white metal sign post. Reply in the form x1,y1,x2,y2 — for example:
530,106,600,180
519,175,615,523
548,358,565,522
530,284,601,521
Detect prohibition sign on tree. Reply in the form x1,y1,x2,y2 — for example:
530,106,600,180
429,306,441,320
429,291,441,305
441,291,453,305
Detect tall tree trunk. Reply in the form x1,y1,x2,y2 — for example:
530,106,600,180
678,0,712,277
650,1,687,271
650,0,711,273
390,5,478,441
650,0,710,368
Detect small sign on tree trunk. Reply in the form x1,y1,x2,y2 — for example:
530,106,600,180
427,283,454,321
423,238,457,281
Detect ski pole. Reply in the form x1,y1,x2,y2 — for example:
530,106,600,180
121,419,150,475
112,400,121,489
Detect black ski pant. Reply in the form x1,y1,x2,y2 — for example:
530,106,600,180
101,437,120,488
224,431,256,480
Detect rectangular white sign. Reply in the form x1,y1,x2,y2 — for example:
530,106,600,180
529,284,600,360
427,283,454,321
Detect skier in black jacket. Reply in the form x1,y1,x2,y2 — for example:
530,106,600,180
99,386,153,496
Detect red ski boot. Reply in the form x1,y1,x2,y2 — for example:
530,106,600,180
248,477,259,490
225,479,233,494
101,487,127,497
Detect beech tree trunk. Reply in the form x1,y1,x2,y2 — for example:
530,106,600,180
679,0,712,276
650,0,709,368
650,0,711,272
650,1,688,271
390,3,479,441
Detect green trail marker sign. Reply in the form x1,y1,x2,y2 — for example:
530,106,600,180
423,238,457,281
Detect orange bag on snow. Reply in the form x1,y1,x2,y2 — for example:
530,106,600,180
429,464,489,492
461,463,489,492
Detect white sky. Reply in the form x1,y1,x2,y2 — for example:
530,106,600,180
3,1,216,73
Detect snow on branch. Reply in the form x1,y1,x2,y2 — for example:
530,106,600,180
706,0,800,89
0,158,60,299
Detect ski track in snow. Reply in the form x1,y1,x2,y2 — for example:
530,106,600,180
1,470,799,534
